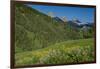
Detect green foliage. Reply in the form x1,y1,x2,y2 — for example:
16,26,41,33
15,39,95,66
15,4,85,52
40,45,94,64
79,27,94,39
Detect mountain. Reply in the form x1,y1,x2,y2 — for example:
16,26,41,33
53,17,94,28
15,4,81,53
53,17,64,23
15,3,93,53
67,19,94,28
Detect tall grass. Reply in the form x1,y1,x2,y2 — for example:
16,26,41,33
15,39,95,66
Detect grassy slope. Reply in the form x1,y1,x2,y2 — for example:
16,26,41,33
15,38,95,66
15,4,75,53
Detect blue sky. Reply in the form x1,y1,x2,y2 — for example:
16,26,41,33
27,4,95,23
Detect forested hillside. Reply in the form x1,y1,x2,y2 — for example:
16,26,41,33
15,4,82,53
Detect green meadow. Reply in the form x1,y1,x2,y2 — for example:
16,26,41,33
15,38,95,66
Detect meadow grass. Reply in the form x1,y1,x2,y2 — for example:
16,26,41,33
15,38,95,66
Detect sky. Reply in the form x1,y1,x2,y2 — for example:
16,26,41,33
27,4,95,23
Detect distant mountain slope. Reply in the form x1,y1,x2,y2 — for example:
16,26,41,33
15,4,91,53
53,17,94,29
67,19,94,28
53,17,64,23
